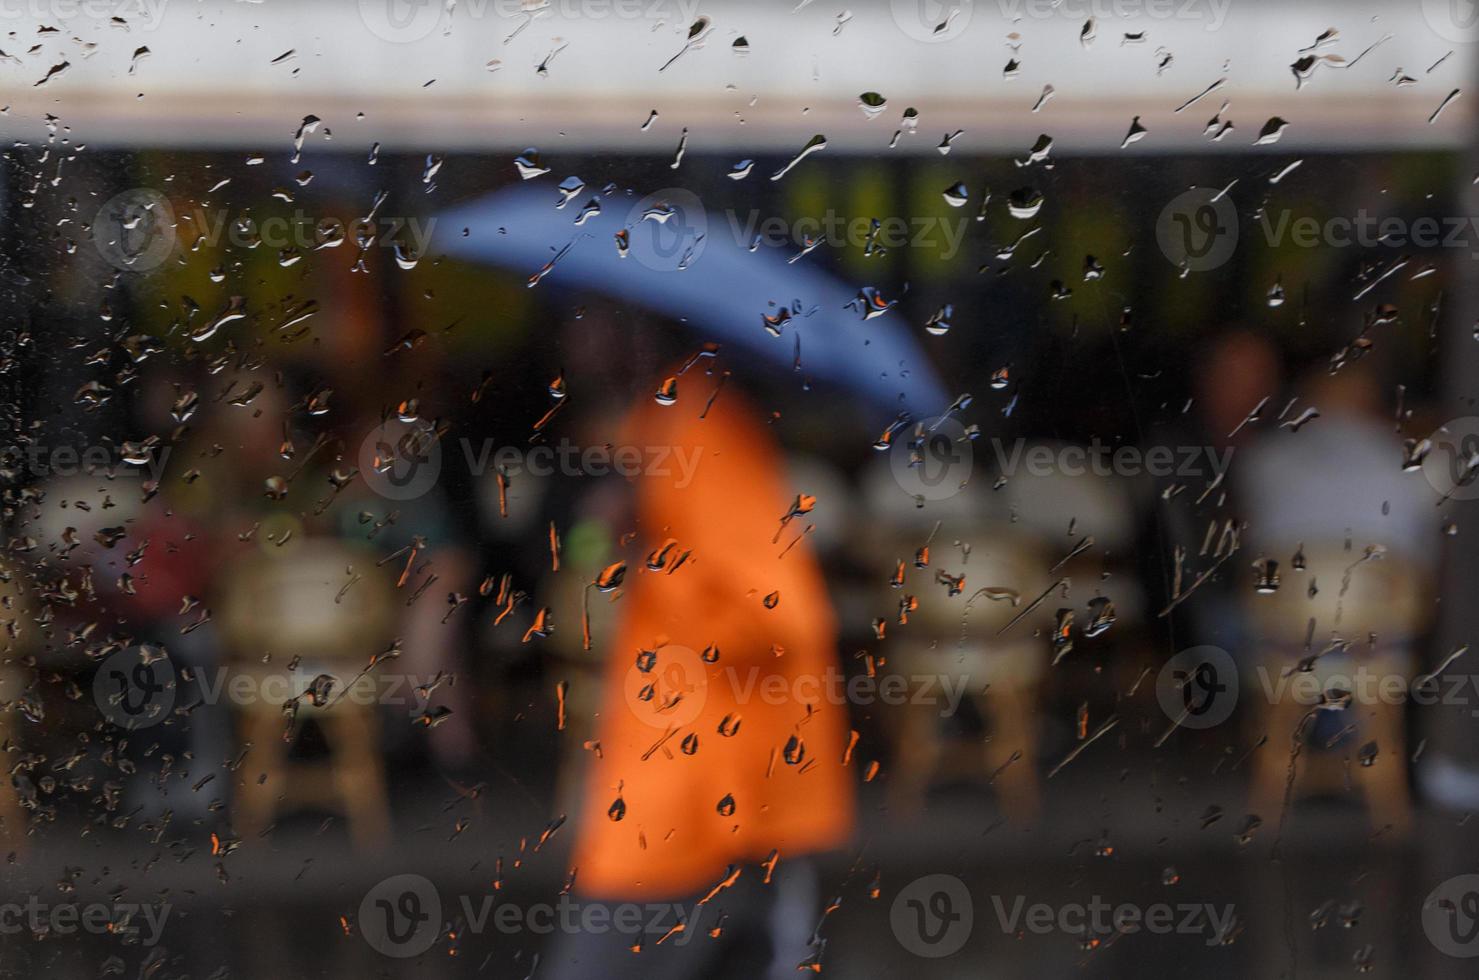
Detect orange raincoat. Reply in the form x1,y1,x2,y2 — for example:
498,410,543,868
570,381,855,900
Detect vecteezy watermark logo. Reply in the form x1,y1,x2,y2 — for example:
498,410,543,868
0,0,170,30
358,0,447,43
1156,188,1238,273
1254,663,1479,716
624,188,707,273
720,666,970,717
95,191,436,273
0,898,171,945
1423,0,1479,44
991,895,1237,946
624,644,708,728
891,0,973,42
94,665,442,725
359,419,444,502
93,187,176,273
184,206,435,261
989,439,1232,482
1259,211,1479,257
93,646,176,729
0,442,171,482
461,440,704,486
358,0,706,43
1422,417,1479,502
358,877,701,957
890,416,973,501
891,874,973,957
360,874,442,958
1423,874,1479,957
994,0,1231,31
1156,645,1238,729
725,210,970,261
358,433,705,502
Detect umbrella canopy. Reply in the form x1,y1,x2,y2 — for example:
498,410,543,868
436,184,947,416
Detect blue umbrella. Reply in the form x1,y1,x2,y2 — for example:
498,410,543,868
436,184,947,416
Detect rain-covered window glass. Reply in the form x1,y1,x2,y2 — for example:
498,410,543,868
4,1,1479,978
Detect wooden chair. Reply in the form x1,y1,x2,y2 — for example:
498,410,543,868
882,525,1050,826
0,562,35,848
1245,543,1429,834
866,449,1140,826
541,543,623,819
216,540,397,850
0,668,25,847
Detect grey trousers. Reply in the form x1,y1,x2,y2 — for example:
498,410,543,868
539,858,823,980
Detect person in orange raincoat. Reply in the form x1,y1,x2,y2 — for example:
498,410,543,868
548,369,856,977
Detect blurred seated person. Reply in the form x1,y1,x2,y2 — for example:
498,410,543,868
1235,361,1438,831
